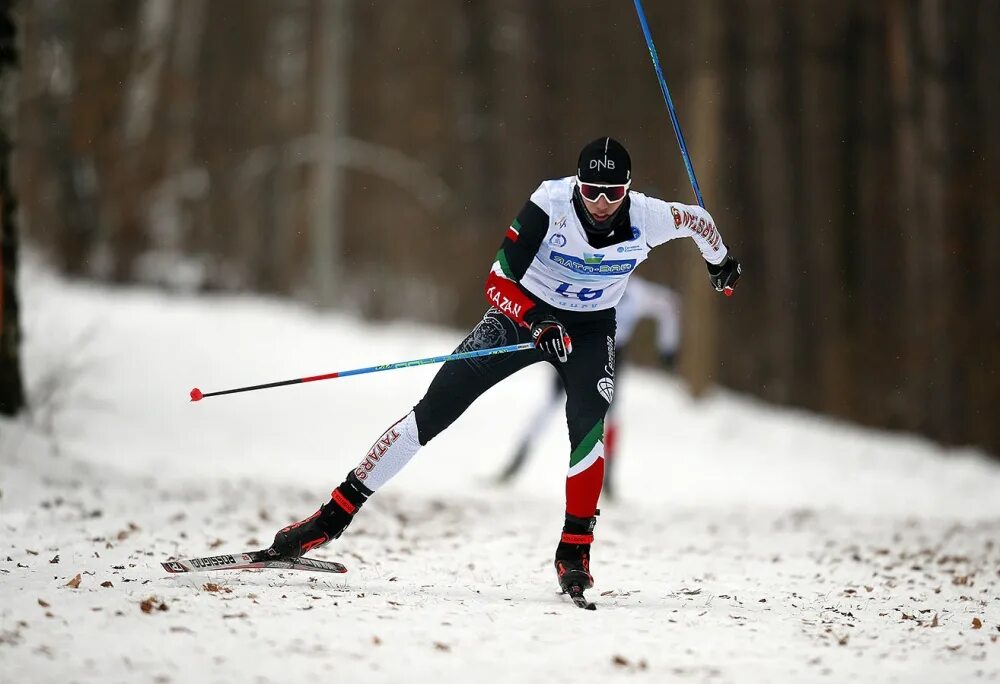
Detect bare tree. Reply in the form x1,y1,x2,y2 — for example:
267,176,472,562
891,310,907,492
0,0,25,416
680,0,723,398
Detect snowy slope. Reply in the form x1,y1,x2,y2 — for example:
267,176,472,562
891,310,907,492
2,262,998,683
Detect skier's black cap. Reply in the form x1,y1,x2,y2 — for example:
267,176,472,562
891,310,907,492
577,137,631,185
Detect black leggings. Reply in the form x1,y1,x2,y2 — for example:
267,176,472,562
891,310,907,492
413,308,617,460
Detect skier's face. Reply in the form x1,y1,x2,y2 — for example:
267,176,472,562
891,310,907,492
581,193,617,223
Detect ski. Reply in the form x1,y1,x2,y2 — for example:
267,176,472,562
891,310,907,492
565,584,597,611
161,550,347,574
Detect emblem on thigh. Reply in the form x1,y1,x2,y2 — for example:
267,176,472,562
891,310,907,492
597,377,615,404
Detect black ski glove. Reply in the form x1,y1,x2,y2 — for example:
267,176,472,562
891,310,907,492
531,318,573,363
707,254,742,294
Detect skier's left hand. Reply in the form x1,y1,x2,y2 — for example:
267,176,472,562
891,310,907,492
707,254,741,295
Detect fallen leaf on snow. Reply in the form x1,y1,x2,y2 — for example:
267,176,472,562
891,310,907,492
116,523,140,541
612,655,630,667
434,642,451,652
372,635,382,645
140,597,169,614
65,574,82,589
49,555,59,564
972,617,983,629
101,581,113,588
37,598,50,608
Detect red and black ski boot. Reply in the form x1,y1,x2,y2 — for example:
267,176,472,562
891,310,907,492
267,473,371,558
554,512,598,609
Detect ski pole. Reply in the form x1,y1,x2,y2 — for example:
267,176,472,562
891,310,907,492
189,342,536,402
632,0,734,296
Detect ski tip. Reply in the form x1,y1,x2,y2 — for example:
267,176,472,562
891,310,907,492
190,387,204,402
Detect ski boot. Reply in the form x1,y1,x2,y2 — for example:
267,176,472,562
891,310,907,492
554,512,598,593
268,473,371,557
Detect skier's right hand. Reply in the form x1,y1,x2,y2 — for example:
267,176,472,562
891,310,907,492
531,318,572,363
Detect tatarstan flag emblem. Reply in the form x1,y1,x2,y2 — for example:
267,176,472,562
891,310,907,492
506,219,521,242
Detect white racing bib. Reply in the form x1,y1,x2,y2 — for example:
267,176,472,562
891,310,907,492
519,178,650,311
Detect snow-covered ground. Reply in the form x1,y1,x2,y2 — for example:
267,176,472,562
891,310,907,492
2,262,998,683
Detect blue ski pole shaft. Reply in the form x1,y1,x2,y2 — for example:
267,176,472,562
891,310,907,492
632,0,705,209
189,342,536,401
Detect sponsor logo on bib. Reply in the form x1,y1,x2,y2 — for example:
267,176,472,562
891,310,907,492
549,251,636,276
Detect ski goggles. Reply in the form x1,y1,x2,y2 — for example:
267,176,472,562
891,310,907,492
576,177,630,204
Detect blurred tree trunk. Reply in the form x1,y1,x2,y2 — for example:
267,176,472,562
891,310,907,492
37,1,100,276
973,0,1000,447
888,0,924,434
854,2,903,427
916,0,954,440
311,0,350,307
455,0,498,235
743,0,797,404
112,0,174,282
0,0,25,416
680,0,722,397
797,2,853,416
922,1,978,442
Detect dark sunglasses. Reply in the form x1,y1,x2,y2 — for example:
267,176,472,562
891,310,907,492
576,177,630,203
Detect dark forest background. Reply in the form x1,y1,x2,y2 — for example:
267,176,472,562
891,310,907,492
8,0,999,453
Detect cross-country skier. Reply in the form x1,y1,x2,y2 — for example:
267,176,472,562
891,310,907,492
267,137,741,601
495,276,682,500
